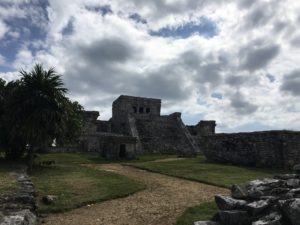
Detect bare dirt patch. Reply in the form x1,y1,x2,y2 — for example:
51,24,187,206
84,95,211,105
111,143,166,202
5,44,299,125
42,164,229,225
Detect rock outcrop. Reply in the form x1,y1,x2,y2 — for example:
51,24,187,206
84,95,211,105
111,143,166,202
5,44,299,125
194,165,300,225
0,169,37,225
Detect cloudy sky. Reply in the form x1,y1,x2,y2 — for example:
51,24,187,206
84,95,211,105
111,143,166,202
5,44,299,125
0,0,300,132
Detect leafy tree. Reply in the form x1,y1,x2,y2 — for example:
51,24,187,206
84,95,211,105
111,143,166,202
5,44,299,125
56,100,84,146
4,64,83,169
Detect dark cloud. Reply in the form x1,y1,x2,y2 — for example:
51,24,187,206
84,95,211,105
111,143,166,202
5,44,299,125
240,43,280,71
281,70,300,96
225,74,259,87
237,0,257,8
273,21,288,33
133,69,190,101
63,37,192,103
291,35,300,48
266,74,275,82
63,37,141,98
243,2,277,29
196,63,223,85
226,75,245,86
230,93,258,115
246,8,271,28
78,38,136,65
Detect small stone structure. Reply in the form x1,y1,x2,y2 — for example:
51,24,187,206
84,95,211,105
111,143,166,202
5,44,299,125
201,131,300,169
194,166,300,225
0,169,37,225
76,95,215,159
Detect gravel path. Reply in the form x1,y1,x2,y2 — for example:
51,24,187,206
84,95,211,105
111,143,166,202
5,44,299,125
43,164,229,225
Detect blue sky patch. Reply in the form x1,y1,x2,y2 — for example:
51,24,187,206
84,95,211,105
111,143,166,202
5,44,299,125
150,17,218,39
266,73,275,82
86,5,113,16
182,113,205,125
62,19,74,36
0,1,48,71
129,13,147,24
220,122,275,133
211,92,223,100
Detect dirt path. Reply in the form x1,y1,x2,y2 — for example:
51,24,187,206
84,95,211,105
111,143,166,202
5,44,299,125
43,164,229,225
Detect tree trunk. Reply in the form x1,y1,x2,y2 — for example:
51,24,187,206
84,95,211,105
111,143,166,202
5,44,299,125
27,145,35,171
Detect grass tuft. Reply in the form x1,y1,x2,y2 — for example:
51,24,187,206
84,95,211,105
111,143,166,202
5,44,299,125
176,201,218,225
126,155,287,188
30,153,146,214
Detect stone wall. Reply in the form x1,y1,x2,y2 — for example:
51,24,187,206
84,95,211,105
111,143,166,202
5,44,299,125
0,168,37,225
135,113,198,155
187,121,216,136
48,146,81,153
112,95,161,120
99,134,137,159
202,131,300,169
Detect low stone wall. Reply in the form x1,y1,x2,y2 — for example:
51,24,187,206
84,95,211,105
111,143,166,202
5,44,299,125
0,168,37,225
202,131,300,169
194,169,300,225
47,146,81,153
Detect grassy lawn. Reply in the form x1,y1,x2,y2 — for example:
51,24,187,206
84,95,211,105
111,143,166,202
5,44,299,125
0,160,23,195
126,155,286,188
30,153,146,214
34,152,173,165
176,201,217,225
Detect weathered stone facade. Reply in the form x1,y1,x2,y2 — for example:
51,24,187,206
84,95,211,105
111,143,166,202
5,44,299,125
77,95,214,158
202,131,300,169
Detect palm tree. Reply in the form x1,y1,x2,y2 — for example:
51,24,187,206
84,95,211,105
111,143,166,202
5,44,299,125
9,64,67,169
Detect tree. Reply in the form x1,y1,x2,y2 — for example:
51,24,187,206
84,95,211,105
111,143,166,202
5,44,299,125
0,80,27,160
5,64,83,169
56,100,84,146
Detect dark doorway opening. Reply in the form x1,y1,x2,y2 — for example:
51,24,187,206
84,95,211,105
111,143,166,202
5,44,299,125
119,144,127,158
139,107,144,114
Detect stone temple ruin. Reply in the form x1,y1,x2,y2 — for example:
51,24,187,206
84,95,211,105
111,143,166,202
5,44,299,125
78,95,215,159
50,94,300,169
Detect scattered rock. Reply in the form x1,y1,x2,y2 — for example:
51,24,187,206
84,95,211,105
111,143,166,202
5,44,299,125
245,200,270,216
252,212,282,225
286,179,300,188
215,195,247,210
270,188,290,196
274,174,298,180
279,198,300,225
194,174,300,225
0,209,37,225
218,210,250,225
231,184,248,199
42,195,57,205
194,221,220,225
0,170,37,225
292,164,300,174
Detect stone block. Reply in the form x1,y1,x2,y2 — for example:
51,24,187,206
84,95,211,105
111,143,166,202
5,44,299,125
215,195,247,210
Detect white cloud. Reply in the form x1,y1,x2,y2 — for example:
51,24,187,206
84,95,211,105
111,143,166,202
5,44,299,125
1,0,300,132
0,20,8,39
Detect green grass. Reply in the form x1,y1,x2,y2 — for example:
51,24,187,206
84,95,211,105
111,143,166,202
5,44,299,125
34,152,174,165
30,153,146,214
176,201,218,225
126,155,286,188
0,160,23,195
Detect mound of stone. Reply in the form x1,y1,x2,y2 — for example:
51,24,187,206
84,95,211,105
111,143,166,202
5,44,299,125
194,165,300,225
0,171,37,225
